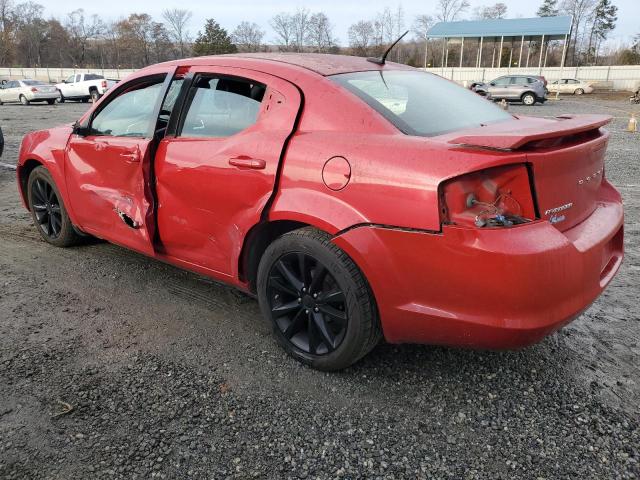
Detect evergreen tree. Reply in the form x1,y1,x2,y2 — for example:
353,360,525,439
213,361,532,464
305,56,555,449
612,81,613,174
537,0,559,17
192,19,236,56
587,0,617,64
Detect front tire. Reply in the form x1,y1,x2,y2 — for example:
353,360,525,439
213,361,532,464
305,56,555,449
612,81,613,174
257,227,381,371
27,166,80,247
20,95,29,105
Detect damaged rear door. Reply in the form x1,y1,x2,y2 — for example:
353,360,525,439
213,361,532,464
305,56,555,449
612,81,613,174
65,71,174,255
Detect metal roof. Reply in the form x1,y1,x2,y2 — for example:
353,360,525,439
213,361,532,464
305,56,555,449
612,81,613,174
427,16,572,39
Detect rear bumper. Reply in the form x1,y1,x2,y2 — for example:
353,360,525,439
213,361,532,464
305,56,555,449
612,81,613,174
332,181,624,349
26,92,60,101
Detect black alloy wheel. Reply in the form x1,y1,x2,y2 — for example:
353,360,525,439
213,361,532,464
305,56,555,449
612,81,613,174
267,252,348,355
257,227,381,371
27,166,80,247
31,177,62,239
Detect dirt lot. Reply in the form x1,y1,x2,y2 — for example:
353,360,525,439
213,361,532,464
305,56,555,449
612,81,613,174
0,96,639,479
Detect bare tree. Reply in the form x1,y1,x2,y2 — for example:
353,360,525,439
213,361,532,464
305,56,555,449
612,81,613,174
65,9,104,66
14,1,47,66
348,20,375,56
561,0,597,64
231,21,264,52
413,14,434,41
270,12,294,51
162,8,191,58
436,0,470,22
473,3,508,19
0,0,17,65
291,8,311,52
306,12,335,53
413,14,434,67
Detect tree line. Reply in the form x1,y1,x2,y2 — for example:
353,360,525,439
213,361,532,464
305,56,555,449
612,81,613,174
0,0,637,69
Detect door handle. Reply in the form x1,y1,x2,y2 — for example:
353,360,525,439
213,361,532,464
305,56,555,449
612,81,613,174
228,157,266,170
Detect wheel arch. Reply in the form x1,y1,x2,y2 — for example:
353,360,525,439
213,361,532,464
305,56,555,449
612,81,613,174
239,219,312,292
17,158,45,210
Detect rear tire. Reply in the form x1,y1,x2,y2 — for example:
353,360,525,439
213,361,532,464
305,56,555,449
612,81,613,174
19,95,29,105
521,92,536,106
46,99,55,105
257,227,381,371
575,88,584,95
81,97,89,103
27,166,80,247
90,90,100,102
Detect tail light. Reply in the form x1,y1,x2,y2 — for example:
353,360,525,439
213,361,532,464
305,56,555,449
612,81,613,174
31,87,38,92
439,164,538,228
101,80,107,89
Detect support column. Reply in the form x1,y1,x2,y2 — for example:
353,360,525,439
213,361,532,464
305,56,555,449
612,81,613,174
526,41,531,67
477,36,484,68
498,35,504,68
508,40,513,70
518,35,524,67
460,37,464,68
445,38,449,68
441,37,446,74
424,38,428,68
543,40,549,67
538,34,545,69
559,34,568,68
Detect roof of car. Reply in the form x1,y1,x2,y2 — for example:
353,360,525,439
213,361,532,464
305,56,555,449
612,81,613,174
175,53,413,77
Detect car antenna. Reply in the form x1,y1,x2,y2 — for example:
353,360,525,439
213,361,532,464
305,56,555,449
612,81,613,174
367,30,409,66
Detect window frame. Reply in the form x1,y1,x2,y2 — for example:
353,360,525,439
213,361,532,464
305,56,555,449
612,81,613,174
174,72,267,139
80,70,175,139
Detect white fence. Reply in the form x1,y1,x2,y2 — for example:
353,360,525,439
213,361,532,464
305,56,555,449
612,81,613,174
422,65,640,91
0,67,136,83
2,65,639,91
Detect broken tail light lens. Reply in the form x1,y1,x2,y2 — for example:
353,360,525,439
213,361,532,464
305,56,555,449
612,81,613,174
439,164,537,228
101,80,107,89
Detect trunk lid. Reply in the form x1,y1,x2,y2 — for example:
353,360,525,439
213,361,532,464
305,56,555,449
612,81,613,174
444,114,612,231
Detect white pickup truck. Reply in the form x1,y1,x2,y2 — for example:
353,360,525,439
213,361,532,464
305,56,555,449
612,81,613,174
55,73,117,103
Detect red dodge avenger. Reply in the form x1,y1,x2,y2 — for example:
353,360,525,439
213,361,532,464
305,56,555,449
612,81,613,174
17,53,623,370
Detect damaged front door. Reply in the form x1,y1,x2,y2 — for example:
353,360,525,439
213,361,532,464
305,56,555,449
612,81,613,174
65,73,172,256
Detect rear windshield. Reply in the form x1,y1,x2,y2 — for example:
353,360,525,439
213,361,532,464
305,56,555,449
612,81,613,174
85,74,104,80
330,70,512,137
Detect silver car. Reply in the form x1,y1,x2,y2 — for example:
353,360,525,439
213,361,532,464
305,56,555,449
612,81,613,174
481,75,548,106
0,79,60,105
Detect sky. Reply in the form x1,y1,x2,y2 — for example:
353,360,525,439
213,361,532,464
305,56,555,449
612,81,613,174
37,0,639,47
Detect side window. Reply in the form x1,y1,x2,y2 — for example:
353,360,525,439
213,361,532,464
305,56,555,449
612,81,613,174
75,74,81,83
493,77,509,86
90,78,164,137
568,79,579,84
7,81,18,88
64,75,75,83
180,76,266,138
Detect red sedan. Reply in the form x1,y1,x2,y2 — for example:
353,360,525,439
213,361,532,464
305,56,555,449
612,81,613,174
16,54,623,370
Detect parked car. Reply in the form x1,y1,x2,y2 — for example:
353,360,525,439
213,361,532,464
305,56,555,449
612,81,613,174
548,78,595,95
0,79,60,105
15,54,623,370
55,73,117,103
475,75,548,105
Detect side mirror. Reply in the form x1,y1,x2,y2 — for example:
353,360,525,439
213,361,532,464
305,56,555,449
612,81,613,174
72,122,91,136
489,82,496,86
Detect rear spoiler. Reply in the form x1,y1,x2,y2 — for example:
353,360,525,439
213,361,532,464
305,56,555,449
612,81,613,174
448,114,612,150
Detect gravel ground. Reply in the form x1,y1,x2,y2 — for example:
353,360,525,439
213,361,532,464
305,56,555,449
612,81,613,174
0,96,639,479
